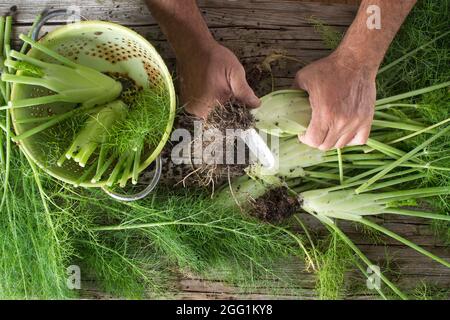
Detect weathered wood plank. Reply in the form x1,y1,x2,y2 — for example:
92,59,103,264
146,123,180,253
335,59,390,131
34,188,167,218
3,0,357,27
296,214,450,248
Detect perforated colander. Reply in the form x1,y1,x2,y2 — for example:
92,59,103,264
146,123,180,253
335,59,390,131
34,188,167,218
11,12,176,199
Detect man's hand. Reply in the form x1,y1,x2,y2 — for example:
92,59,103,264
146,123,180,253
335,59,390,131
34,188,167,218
178,43,260,118
146,0,259,118
294,0,416,150
294,52,376,150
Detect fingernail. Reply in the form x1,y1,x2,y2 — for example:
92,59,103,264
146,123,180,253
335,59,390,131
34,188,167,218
347,141,363,147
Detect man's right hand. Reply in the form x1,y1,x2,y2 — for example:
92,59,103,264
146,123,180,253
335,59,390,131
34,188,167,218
178,42,260,118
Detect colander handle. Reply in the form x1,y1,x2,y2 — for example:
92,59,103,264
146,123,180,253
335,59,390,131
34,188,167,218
32,9,87,41
101,156,163,202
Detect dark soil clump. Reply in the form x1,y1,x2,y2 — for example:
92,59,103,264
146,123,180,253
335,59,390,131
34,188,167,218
252,187,301,222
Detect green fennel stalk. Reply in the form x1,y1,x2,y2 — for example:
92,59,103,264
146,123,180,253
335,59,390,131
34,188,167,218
1,34,122,110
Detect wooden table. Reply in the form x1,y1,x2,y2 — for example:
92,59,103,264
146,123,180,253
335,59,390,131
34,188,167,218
4,0,449,299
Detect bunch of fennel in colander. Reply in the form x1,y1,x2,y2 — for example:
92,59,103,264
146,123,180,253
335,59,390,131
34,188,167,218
0,32,172,188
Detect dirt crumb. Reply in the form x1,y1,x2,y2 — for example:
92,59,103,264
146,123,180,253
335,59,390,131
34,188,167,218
252,187,300,222
206,100,255,131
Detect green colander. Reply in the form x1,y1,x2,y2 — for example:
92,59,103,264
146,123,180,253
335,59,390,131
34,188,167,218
10,13,176,199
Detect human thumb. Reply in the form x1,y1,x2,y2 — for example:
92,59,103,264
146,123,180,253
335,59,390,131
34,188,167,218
293,68,309,91
231,75,261,108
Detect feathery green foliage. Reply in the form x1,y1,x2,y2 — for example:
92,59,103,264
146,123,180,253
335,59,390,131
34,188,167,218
0,150,76,299
309,17,343,50
75,187,307,291
0,148,310,298
412,281,450,300
109,87,171,154
315,230,353,299
377,0,450,97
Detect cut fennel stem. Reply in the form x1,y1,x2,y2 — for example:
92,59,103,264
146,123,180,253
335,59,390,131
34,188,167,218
299,187,450,222
298,185,450,268
60,100,128,168
1,34,122,109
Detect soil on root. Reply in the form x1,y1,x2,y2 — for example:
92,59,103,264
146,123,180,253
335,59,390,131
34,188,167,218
206,100,255,131
252,187,301,223
159,102,255,191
